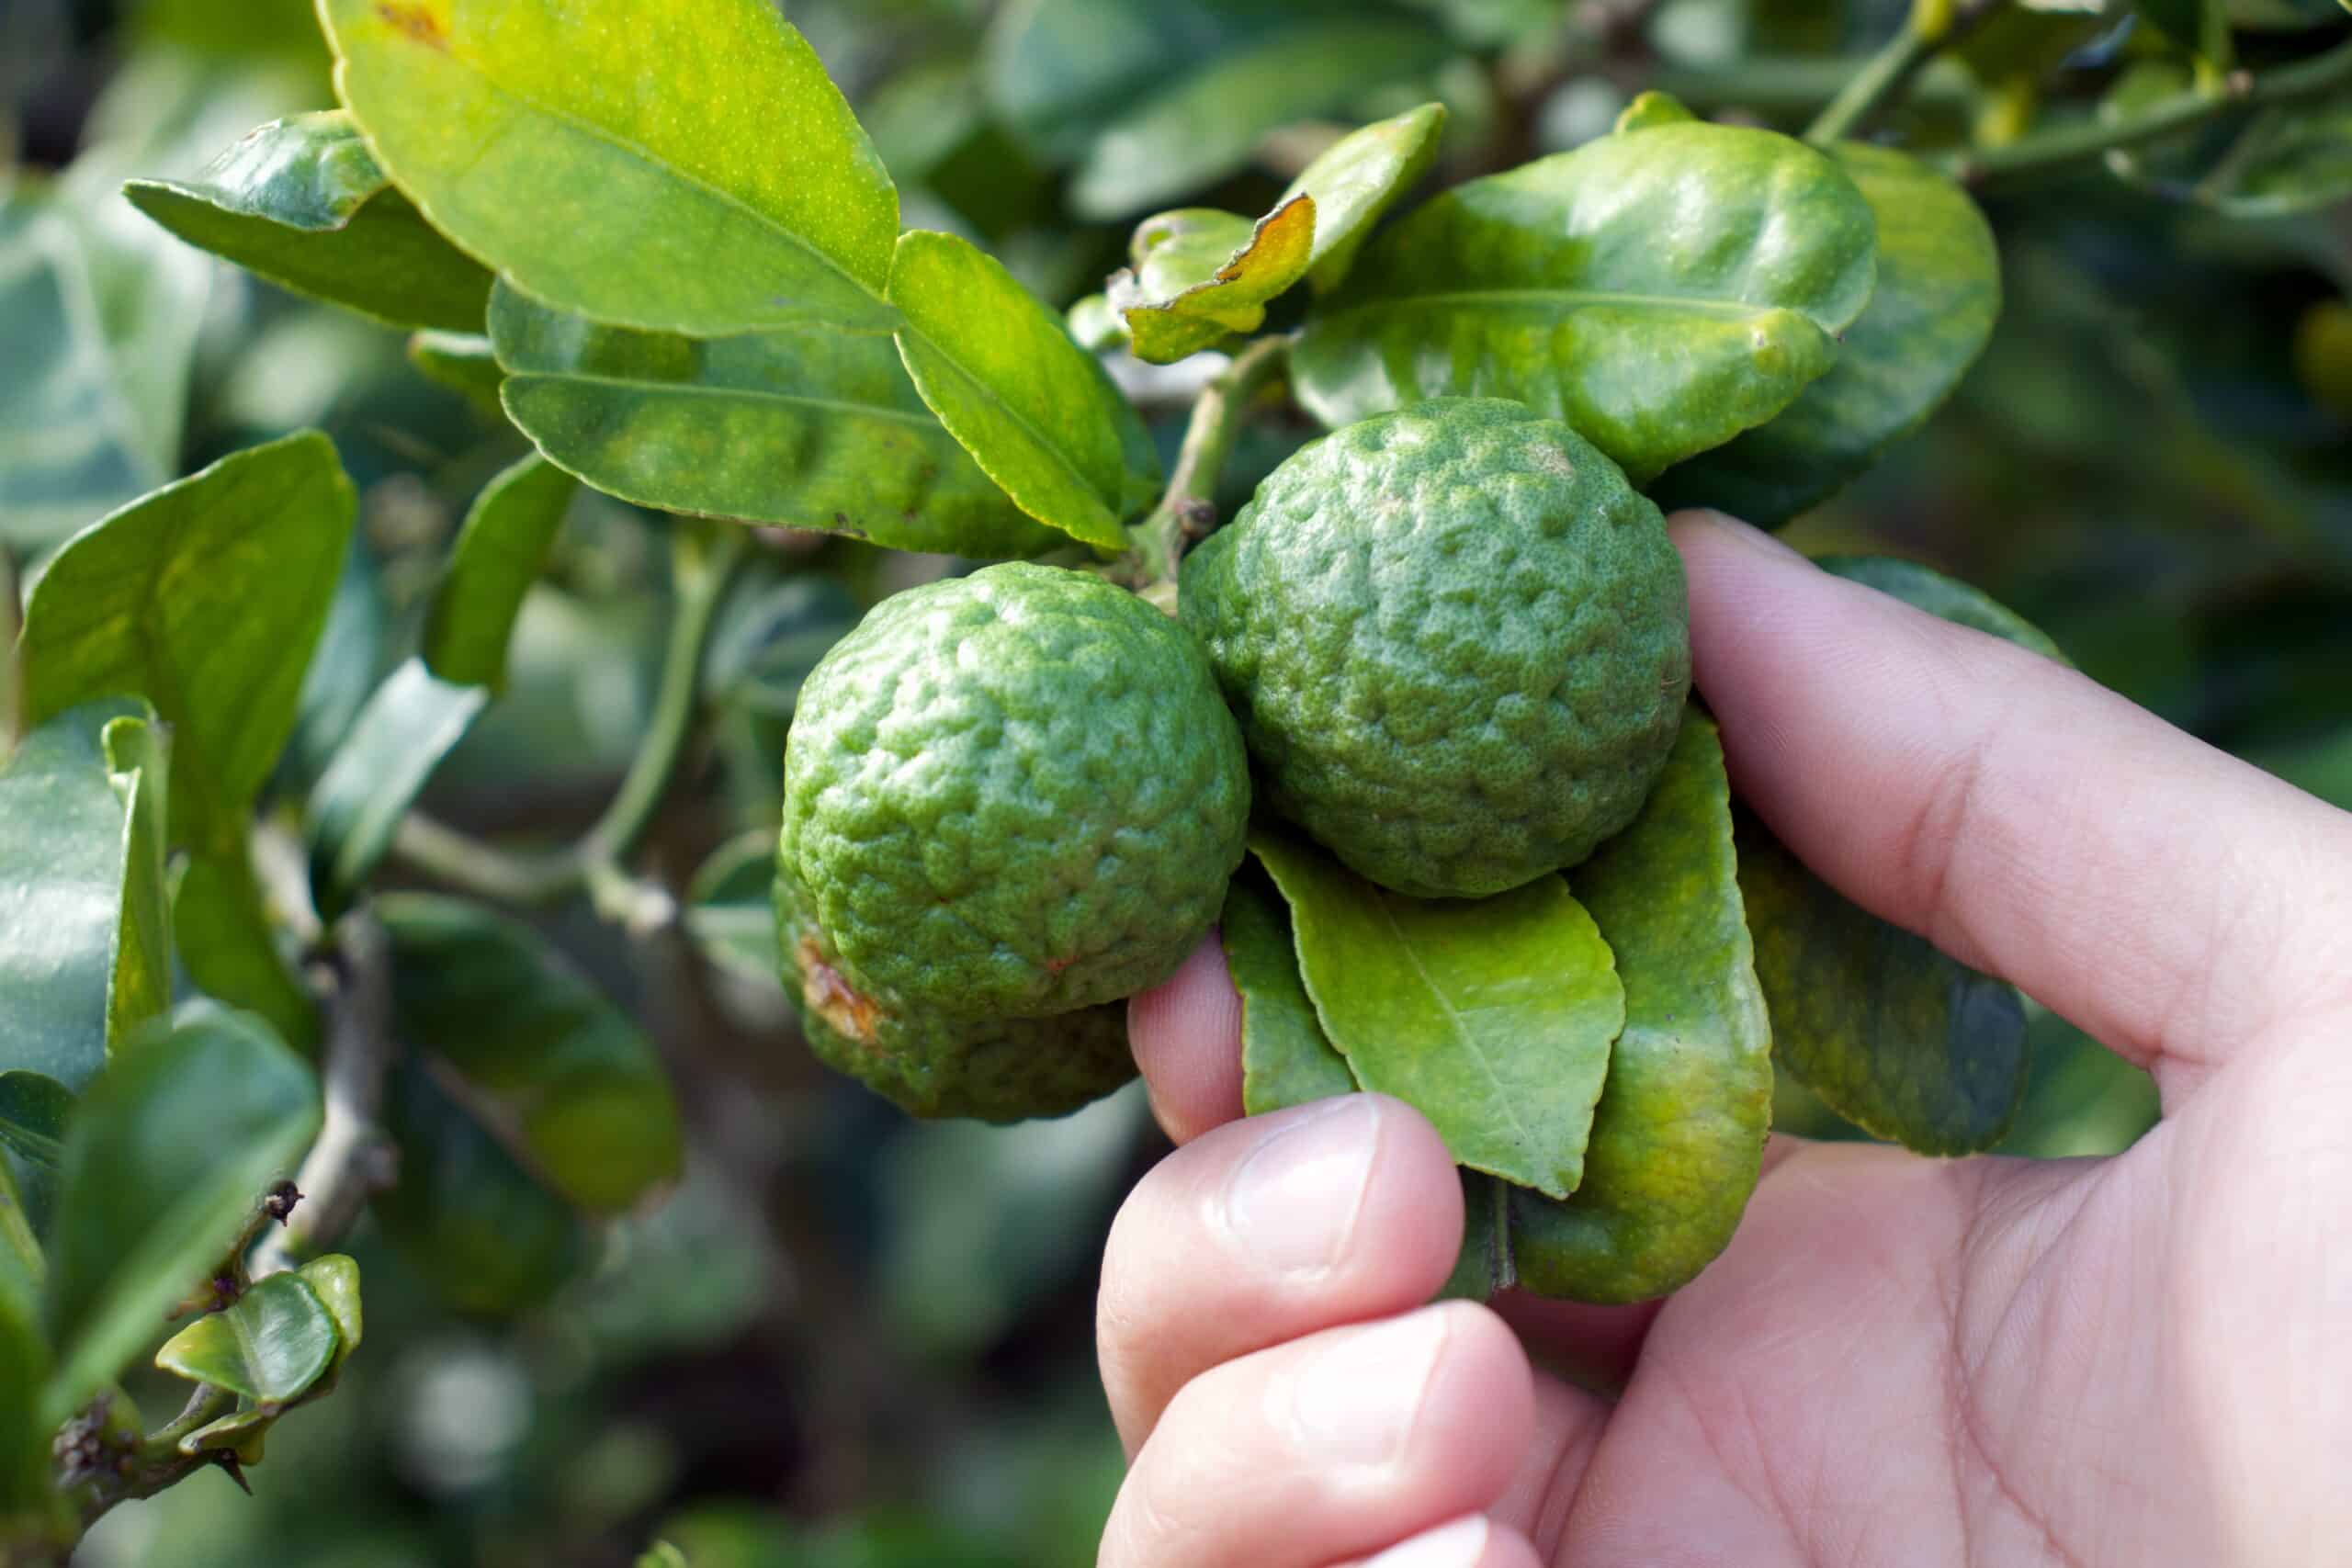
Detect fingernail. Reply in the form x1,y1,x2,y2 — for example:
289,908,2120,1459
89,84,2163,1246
1220,1097,1380,1276
1366,1516,1492,1568
1284,1310,1448,1469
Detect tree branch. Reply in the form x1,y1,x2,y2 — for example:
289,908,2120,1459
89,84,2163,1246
1936,35,2352,186
389,519,748,919
1805,0,2002,146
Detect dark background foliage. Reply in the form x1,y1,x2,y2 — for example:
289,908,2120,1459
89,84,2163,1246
5,0,2348,1562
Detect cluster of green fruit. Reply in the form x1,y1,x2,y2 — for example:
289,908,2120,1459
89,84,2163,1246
775,398,1720,1298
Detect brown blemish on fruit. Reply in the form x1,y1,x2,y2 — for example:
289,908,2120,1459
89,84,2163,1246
795,936,879,1042
375,2,446,49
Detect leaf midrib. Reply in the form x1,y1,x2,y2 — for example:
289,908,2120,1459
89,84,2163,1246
1374,896,1551,1172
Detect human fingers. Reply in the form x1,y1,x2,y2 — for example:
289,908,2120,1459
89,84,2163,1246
1098,1303,1535,1568
1128,932,1246,1144
1325,1514,1548,1568
1672,512,2352,1082
1098,1095,1464,1454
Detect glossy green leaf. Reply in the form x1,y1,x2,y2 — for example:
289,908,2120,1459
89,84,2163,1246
890,230,1159,550
1510,712,1772,1303
0,1242,62,1543
379,894,683,1214
100,716,174,1052
1614,90,1699,134
0,700,163,1091
1281,102,1447,295
1221,876,1355,1117
1069,18,1452,220
1815,555,2073,665
305,660,489,917
41,1004,321,1426
423,456,575,691
405,329,504,414
0,1074,72,1246
375,1056,588,1318
1067,293,1129,352
318,0,899,337
0,1156,40,1287
683,831,786,992
1111,199,1316,365
175,848,319,1053
1649,144,2001,525
490,284,1062,558
123,109,492,332
1736,812,2029,1156
295,1255,363,1377
0,152,212,548
1437,1170,1516,1302
1295,122,1879,482
153,1270,336,1403
1251,834,1623,1200
21,431,357,858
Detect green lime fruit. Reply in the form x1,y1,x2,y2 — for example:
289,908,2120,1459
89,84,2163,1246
780,561,1250,1027
1182,398,1689,898
775,857,1134,1121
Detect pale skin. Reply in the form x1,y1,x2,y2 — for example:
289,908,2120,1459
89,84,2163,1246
1098,513,2352,1568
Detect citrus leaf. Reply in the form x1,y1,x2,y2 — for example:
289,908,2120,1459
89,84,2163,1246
1294,121,1878,482
490,283,1063,558
405,329,503,415
304,660,489,918
0,1075,72,1247
0,1244,62,1542
379,894,683,1214
1067,293,1130,352
1510,711,1772,1303
0,1155,40,1286
153,1271,336,1404
1220,875,1354,1117
375,1056,588,1318
123,110,492,332
1282,101,1447,295
423,455,576,692
890,230,1158,550
41,1004,320,1426
174,848,318,1053
1815,555,2073,665
1111,198,1317,365
1250,833,1623,1200
1736,811,2029,1156
318,0,899,337
1614,90,1699,133
0,699,164,1091
21,431,357,859
1649,144,2001,526
99,715,173,1052
702,574,862,721
295,1256,363,1376
1069,18,1452,220
0,151,212,549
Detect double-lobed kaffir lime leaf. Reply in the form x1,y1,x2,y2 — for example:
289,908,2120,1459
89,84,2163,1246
488,282,1067,558
1250,833,1623,1201
318,0,899,338
123,109,493,332
1104,102,1448,364
1294,120,1879,482
1650,143,2001,526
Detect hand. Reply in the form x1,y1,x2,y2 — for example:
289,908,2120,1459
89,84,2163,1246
1096,513,2352,1568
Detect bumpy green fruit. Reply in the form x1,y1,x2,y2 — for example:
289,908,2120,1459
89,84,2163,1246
1182,398,1690,898
781,561,1250,1025
775,857,1134,1121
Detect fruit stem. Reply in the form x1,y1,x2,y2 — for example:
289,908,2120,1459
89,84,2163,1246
1934,34,2352,186
390,518,748,915
1804,0,2000,145
1125,333,1295,592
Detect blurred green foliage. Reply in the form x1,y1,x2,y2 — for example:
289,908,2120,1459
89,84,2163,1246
7,0,2349,1562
